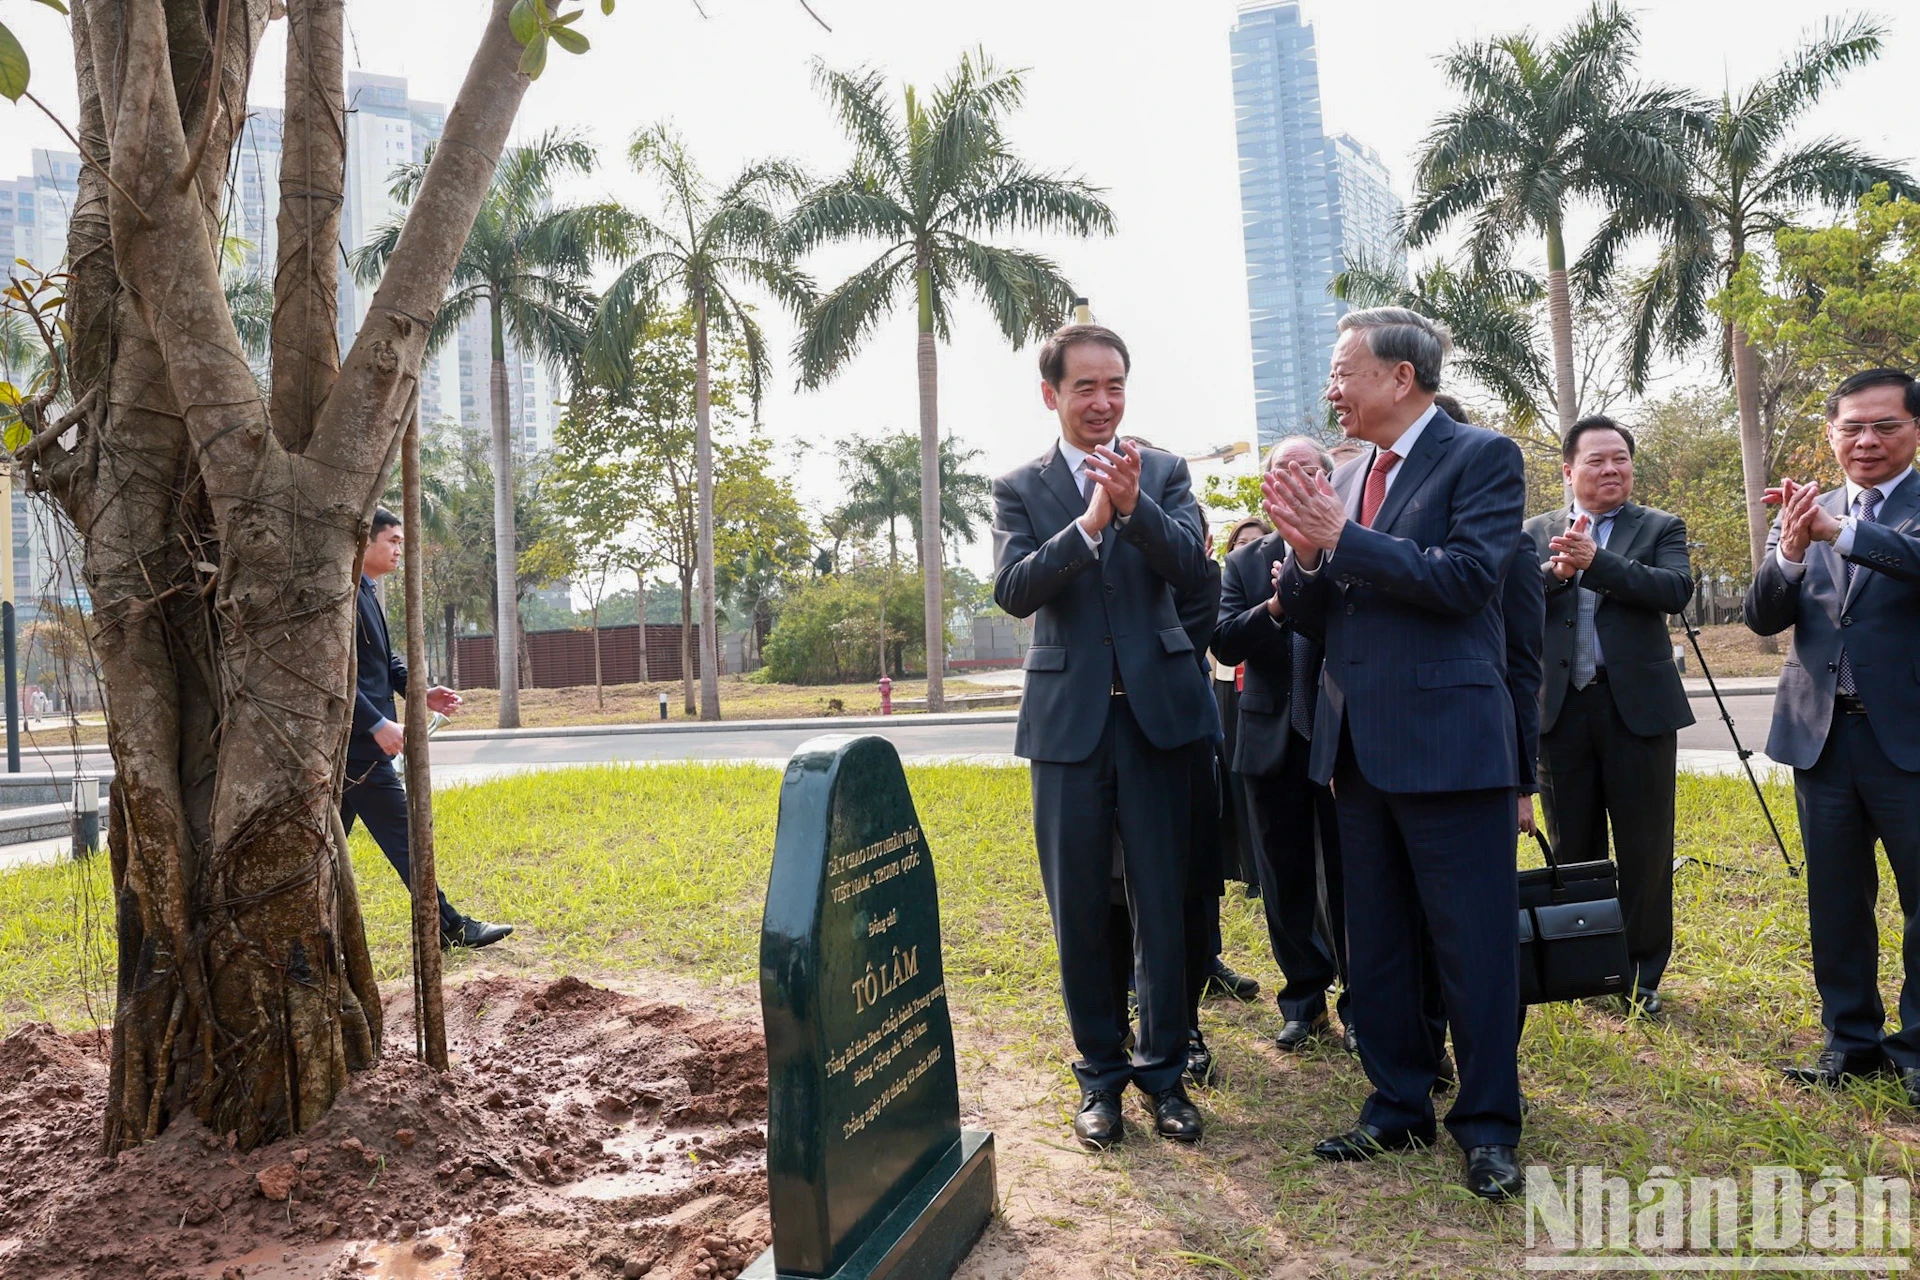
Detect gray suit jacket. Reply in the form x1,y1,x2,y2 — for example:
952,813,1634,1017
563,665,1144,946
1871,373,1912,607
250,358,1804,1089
992,442,1217,763
1525,502,1695,738
1744,471,1920,771
1279,410,1526,793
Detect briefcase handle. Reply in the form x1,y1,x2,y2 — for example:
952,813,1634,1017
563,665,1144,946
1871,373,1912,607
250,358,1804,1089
1530,828,1566,893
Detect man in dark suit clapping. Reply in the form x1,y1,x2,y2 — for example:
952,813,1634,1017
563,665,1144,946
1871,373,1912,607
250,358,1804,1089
1746,368,1920,1101
345,508,512,951
1265,307,1528,1200
1525,416,1693,1017
993,325,1218,1149
1213,436,1349,1054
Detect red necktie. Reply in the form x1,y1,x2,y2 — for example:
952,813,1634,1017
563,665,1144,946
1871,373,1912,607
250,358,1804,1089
1359,450,1401,528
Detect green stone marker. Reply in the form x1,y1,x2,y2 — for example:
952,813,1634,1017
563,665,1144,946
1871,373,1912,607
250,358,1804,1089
747,735,995,1280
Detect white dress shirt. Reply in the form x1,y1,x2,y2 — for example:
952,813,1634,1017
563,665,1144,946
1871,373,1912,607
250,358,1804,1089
1775,467,1915,580
1372,401,1440,501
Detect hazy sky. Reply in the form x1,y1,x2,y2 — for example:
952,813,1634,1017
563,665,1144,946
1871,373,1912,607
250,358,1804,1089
3,0,1916,571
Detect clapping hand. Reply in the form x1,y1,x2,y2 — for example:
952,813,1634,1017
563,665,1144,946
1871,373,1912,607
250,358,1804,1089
426,686,463,716
1765,478,1838,563
1547,514,1594,579
1262,462,1347,564
1082,441,1142,518
1267,556,1286,617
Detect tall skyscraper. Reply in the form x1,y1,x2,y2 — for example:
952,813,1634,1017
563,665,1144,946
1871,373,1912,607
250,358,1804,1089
1328,133,1405,276
1229,4,1403,450
233,108,284,281
1230,2,1342,450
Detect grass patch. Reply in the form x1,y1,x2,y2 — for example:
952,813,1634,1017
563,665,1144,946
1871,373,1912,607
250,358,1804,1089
4,764,1916,1275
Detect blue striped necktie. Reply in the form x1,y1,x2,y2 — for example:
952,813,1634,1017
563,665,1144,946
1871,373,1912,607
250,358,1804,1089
1836,486,1882,696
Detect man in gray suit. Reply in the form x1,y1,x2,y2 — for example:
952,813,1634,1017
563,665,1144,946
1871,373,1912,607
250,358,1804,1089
993,324,1217,1148
1746,367,1920,1101
1525,415,1693,1017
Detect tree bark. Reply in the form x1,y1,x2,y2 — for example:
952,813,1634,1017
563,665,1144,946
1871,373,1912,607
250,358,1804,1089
444,600,459,686
678,568,694,715
268,0,343,451
489,298,520,726
693,293,720,720
591,603,602,709
401,404,447,1070
1544,216,1577,440
43,0,536,1155
915,264,944,709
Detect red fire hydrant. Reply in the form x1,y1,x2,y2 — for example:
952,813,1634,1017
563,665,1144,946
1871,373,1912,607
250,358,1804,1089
878,674,893,715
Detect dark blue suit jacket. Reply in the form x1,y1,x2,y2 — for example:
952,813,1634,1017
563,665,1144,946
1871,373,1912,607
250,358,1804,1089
1744,471,1920,770
992,442,1217,763
1212,531,1318,778
1279,410,1527,793
350,576,407,763
1501,530,1545,795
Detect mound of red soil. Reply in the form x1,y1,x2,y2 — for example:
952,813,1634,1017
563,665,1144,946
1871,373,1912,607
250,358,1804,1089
0,976,772,1280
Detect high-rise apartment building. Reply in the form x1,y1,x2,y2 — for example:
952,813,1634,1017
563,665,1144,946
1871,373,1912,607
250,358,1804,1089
1230,3,1403,450
1328,133,1405,276
233,108,284,280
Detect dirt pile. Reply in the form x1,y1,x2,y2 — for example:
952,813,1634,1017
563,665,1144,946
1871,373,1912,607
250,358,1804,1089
0,976,772,1280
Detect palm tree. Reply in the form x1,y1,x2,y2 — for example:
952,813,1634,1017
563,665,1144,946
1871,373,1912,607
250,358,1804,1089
583,125,811,722
352,130,613,728
917,434,994,565
1619,14,1917,578
1332,254,1550,428
787,51,1115,712
836,434,919,572
1405,1,1703,437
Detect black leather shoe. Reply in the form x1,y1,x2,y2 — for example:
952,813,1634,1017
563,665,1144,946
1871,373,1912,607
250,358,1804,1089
1274,1015,1330,1052
1147,1084,1203,1143
1311,1122,1432,1161
442,918,514,950
1465,1145,1523,1201
1625,988,1664,1020
1900,1068,1920,1109
1073,1090,1125,1149
1204,960,1261,1002
1341,1025,1360,1056
1185,1032,1216,1088
1430,1053,1457,1096
1783,1049,1894,1090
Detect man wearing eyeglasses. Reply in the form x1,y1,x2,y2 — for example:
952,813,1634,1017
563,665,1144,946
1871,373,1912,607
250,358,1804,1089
1746,367,1920,1103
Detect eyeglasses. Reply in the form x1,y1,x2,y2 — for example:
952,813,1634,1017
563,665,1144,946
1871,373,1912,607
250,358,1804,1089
1832,417,1919,440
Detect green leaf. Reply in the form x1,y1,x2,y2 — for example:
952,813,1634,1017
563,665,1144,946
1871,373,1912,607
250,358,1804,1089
29,0,69,13
0,383,17,407
0,23,30,103
532,0,552,20
2,420,27,453
518,31,548,78
508,0,539,44
601,0,615,13
549,8,582,25
549,25,588,54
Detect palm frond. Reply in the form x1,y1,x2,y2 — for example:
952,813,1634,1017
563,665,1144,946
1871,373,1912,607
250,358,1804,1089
934,163,1115,239
792,249,913,389
810,60,909,190
582,251,682,388
1750,137,1920,211
782,176,914,256
942,237,1072,347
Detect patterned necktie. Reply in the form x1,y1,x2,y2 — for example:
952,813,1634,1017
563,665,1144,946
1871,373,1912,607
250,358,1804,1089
1570,512,1614,691
1836,486,1883,696
1288,628,1315,739
1080,465,1095,504
1359,450,1400,528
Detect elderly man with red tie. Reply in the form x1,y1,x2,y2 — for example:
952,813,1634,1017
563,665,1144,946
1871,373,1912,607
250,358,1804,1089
1265,307,1529,1201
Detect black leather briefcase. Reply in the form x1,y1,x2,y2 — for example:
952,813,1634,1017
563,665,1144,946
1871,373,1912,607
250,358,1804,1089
1517,830,1630,1005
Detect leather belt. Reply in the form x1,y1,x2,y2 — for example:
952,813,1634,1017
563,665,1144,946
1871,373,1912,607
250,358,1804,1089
1836,693,1868,715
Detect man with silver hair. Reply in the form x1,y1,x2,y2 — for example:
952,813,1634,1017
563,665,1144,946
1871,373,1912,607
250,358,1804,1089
1265,305,1530,1200
1213,434,1352,1055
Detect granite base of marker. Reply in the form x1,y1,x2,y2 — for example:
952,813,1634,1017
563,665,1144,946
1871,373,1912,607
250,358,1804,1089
742,1130,995,1280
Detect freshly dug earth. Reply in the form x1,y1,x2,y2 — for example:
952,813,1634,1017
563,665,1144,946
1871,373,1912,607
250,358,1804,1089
0,976,771,1280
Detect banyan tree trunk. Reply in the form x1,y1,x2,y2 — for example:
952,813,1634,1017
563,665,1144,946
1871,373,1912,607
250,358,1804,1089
20,0,534,1155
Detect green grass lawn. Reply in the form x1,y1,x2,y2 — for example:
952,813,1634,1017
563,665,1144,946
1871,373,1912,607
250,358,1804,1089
4,764,1916,1275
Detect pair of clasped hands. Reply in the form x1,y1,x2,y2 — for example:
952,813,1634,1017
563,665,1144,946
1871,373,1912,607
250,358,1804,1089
1075,441,1144,537
1764,477,1842,563
1258,462,1347,607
